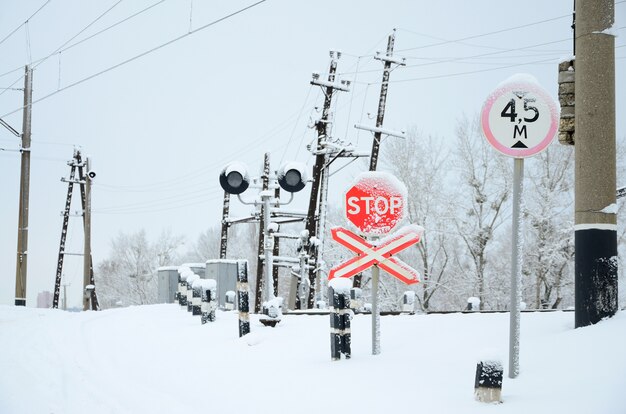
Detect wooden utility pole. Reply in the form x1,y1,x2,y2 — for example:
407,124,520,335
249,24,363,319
574,0,617,327
305,51,349,309
219,191,230,259
14,65,32,306
254,152,270,312
353,31,405,288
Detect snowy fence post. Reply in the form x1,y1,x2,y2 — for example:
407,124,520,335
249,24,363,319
349,287,362,312
201,279,218,324
329,278,352,361
474,360,503,403
402,291,415,313
186,274,199,313
236,260,250,337
466,297,480,312
225,291,235,311
191,279,203,316
178,269,190,308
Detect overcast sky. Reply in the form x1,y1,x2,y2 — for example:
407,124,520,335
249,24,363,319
1,0,624,307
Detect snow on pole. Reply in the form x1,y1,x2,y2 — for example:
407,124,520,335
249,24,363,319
237,260,250,337
509,158,524,379
177,268,191,308
329,278,352,361
186,274,199,313
200,279,218,324
191,278,204,316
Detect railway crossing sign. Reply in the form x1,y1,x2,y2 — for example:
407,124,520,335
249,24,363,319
481,76,558,158
344,172,407,235
328,226,423,284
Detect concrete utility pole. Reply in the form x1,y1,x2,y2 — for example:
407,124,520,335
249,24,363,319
254,152,271,313
14,65,32,306
219,191,230,259
574,0,617,327
82,157,95,311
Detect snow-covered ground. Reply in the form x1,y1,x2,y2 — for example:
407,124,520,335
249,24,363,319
1,305,625,414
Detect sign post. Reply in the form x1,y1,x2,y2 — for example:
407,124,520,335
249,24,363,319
328,172,423,355
481,75,558,379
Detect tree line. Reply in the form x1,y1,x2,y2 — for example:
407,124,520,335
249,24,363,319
96,116,625,312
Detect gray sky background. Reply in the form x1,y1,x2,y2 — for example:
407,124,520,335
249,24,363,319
1,0,624,307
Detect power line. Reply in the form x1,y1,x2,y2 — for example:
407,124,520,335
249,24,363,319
0,0,168,80
388,57,556,85
0,0,125,98
396,14,571,53
0,0,52,48
1,0,268,119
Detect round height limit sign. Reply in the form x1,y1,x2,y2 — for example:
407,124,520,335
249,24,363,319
481,77,558,158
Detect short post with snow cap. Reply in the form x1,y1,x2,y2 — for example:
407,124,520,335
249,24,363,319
200,279,218,324
329,277,352,360
236,260,250,337
480,74,558,378
186,274,199,313
328,172,423,355
218,156,309,325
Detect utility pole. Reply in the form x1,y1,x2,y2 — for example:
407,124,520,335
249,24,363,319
368,29,403,171
81,157,97,311
305,51,349,309
574,0,617,327
254,152,270,313
353,31,405,288
219,191,230,259
53,151,79,309
14,65,32,306
272,185,281,297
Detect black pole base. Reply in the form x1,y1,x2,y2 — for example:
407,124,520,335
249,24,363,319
575,228,618,328
15,299,26,306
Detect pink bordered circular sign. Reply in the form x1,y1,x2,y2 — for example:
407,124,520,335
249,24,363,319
481,75,558,158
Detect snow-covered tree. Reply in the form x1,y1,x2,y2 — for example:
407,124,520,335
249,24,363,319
96,229,183,308
453,115,510,310
380,129,455,311
523,144,575,309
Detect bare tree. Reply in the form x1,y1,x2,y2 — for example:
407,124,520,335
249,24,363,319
96,229,183,308
380,129,453,311
453,115,510,310
524,144,575,309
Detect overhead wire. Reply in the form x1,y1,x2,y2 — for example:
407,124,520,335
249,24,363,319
1,0,268,119
0,0,126,99
0,0,52,48
0,0,168,80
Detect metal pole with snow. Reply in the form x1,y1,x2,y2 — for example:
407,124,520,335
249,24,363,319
480,75,558,378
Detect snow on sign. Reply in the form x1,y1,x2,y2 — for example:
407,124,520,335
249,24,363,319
345,171,407,235
328,226,423,284
481,74,558,158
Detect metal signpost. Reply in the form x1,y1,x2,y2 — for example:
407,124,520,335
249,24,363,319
480,76,558,379
328,172,423,355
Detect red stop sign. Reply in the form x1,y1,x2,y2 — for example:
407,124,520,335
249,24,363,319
344,172,406,235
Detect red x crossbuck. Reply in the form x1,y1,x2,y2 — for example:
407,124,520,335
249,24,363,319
328,225,424,285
